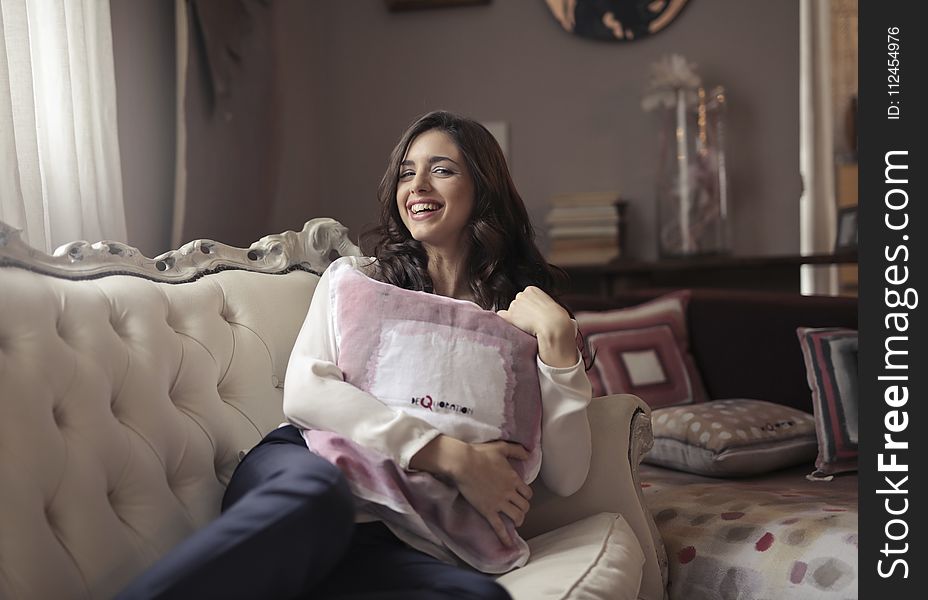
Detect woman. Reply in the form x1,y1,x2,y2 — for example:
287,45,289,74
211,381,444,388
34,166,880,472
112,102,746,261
117,111,592,600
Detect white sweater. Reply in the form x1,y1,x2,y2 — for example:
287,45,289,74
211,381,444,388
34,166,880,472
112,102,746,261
282,256,593,498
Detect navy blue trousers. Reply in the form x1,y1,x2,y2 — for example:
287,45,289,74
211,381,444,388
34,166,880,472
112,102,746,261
116,425,511,600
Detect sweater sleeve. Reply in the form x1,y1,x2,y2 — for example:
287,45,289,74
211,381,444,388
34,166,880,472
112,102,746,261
535,323,593,497
282,263,442,469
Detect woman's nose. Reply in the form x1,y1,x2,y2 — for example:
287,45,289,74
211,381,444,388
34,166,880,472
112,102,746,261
411,171,431,193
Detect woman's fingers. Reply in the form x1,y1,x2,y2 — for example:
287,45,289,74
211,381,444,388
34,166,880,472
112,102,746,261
451,440,537,547
500,501,526,528
497,286,572,340
509,492,530,514
502,441,531,461
487,512,513,547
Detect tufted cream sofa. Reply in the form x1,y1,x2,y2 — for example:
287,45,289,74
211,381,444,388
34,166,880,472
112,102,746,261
0,218,667,600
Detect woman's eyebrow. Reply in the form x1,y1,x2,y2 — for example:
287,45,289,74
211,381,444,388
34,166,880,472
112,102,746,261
400,156,460,167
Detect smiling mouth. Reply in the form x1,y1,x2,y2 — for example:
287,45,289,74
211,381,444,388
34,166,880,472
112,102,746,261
410,202,441,215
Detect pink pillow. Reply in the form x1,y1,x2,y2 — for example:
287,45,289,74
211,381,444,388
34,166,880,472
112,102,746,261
576,291,709,408
305,258,542,573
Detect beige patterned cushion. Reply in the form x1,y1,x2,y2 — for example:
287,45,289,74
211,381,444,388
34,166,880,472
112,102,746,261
644,399,818,477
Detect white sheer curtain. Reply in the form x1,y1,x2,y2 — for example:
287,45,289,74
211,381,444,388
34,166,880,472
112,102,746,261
0,0,126,253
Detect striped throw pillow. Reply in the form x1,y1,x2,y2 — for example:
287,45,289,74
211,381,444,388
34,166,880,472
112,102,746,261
797,327,858,477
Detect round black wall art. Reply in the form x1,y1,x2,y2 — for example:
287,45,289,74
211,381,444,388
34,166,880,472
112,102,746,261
545,0,691,42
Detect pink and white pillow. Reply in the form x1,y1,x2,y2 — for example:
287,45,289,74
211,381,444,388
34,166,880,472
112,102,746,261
305,258,542,573
576,291,709,409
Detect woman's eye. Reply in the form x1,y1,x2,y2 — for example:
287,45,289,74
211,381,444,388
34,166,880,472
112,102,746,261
398,170,414,179
433,167,452,175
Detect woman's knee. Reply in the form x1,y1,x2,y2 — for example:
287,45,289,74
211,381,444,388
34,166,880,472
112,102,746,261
223,444,353,517
289,456,354,522
264,452,352,519
285,451,351,496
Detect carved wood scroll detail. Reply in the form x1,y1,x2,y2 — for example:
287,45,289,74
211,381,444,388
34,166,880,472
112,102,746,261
0,218,361,282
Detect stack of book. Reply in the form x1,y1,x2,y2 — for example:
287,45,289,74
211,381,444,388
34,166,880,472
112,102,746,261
545,192,626,266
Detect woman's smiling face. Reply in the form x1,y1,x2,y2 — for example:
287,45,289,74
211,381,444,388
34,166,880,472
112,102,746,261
396,129,476,255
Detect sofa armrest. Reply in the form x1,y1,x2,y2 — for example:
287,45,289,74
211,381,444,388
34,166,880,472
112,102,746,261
519,394,668,600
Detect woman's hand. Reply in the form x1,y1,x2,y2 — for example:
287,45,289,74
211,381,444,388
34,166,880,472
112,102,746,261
410,435,533,546
497,286,578,368
453,441,533,546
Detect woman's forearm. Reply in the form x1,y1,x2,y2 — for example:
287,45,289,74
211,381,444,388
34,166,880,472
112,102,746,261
408,434,468,479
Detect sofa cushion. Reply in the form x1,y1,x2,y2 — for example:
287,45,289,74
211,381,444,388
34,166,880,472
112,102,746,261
797,328,859,477
498,512,645,600
576,291,708,408
644,399,819,477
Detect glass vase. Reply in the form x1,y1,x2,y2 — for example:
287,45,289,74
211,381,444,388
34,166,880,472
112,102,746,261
654,85,730,258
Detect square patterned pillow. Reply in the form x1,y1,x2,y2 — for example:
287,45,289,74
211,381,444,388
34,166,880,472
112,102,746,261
305,257,544,573
797,327,859,477
644,399,819,477
576,291,708,408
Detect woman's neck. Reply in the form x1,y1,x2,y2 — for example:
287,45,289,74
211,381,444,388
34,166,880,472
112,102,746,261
426,246,472,302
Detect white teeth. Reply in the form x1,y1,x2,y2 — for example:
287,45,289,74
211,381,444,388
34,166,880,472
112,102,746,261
411,203,440,214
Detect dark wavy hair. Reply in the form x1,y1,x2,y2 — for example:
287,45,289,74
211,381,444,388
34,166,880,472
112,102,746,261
362,110,568,312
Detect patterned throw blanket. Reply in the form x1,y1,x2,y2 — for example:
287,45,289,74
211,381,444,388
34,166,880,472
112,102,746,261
304,258,543,573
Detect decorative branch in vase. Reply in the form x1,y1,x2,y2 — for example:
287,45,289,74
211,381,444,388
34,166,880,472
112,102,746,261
642,54,730,258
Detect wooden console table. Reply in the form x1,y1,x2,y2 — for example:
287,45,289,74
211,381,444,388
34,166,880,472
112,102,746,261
562,253,859,296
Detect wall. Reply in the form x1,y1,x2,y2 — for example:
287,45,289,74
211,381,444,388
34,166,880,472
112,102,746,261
109,0,802,261
179,0,280,248
269,0,801,260
110,0,176,257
